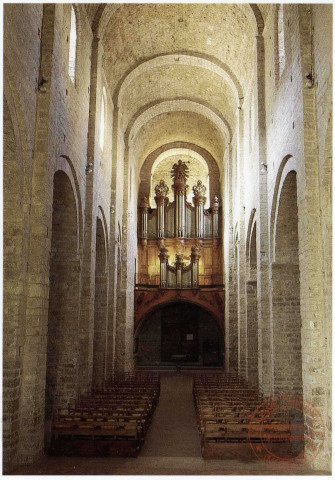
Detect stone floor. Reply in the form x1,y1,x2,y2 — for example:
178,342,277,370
10,373,330,476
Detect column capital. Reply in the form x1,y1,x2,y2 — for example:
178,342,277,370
175,253,184,270
191,245,201,263
140,196,149,211
212,195,220,214
158,247,169,262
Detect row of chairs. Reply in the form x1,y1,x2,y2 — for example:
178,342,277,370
193,373,295,458
50,373,160,457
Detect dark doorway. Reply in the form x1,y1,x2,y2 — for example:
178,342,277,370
136,302,223,366
161,304,199,362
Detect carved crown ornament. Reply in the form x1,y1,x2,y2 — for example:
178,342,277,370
154,180,169,198
192,180,207,198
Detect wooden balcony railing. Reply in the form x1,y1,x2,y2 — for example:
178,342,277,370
135,274,223,288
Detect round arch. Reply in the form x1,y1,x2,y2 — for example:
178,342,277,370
126,98,231,148
57,155,84,255
270,155,298,263
246,208,257,260
149,148,210,208
135,299,224,337
97,205,109,271
116,53,242,108
135,301,224,367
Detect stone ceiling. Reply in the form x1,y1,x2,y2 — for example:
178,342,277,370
90,4,267,167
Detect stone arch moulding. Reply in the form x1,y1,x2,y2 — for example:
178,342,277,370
115,53,243,108
97,206,109,274
138,141,221,204
141,142,221,175
134,290,225,334
56,155,84,255
246,208,256,259
126,98,231,148
149,147,210,206
270,155,298,263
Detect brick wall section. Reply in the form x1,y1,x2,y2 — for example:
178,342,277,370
246,281,258,388
3,99,26,472
272,264,302,395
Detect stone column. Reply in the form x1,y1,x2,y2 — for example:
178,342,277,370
139,196,149,242
192,180,206,238
175,254,184,288
255,33,273,396
78,33,103,394
154,180,169,238
212,195,220,238
171,160,189,238
191,245,201,288
158,247,169,288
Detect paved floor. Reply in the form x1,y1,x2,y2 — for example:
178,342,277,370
10,373,330,476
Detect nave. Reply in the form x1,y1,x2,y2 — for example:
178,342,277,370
3,4,332,473
11,372,328,476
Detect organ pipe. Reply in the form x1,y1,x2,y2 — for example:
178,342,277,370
191,245,201,288
154,180,169,238
171,160,189,238
192,180,207,238
212,196,219,238
140,196,149,239
158,247,169,288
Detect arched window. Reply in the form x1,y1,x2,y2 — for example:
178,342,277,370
68,6,77,83
278,4,285,77
99,89,106,150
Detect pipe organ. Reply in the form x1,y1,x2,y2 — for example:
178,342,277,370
137,160,222,288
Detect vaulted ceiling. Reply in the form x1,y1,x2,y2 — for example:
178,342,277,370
85,4,269,168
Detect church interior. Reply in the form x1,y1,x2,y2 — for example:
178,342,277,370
3,3,332,475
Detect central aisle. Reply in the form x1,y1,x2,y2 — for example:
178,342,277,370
141,373,202,457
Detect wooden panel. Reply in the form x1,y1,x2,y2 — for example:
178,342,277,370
203,247,213,266
148,246,158,267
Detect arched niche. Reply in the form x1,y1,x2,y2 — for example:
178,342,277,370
45,170,81,445
93,216,108,387
271,169,302,397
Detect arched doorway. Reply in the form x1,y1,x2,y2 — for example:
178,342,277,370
135,303,224,367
